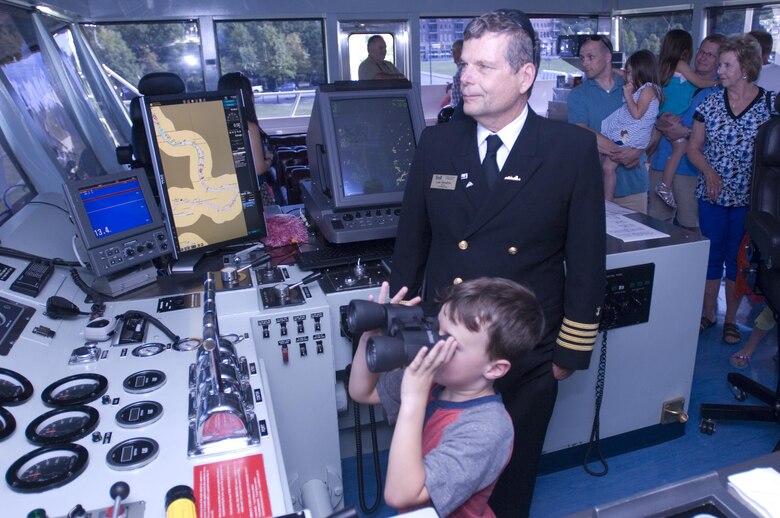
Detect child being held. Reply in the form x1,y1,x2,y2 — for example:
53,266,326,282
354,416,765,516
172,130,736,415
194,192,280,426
654,29,718,208
348,278,544,518
600,49,662,201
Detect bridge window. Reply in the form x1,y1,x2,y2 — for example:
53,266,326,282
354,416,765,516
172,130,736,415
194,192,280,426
616,11,694,55
708,5,780,62
346,33,397,80
419,16,602,119
0,3,91,201
419,16,600,86
82,20,205,98
214,19,325,121
48,25,125,149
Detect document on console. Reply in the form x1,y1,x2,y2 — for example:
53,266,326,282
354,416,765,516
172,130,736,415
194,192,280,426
605,202,670,242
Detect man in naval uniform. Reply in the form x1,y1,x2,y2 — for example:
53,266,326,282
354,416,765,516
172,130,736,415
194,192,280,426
389,9,606,518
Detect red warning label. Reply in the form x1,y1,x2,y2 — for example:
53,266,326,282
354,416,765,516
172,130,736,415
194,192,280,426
194,454,272,518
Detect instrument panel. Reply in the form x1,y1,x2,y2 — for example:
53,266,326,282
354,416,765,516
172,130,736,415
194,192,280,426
0,256,292,518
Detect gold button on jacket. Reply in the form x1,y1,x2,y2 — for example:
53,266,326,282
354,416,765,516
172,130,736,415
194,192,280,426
508,246,518,255
453,277,463,285
458,240,468,250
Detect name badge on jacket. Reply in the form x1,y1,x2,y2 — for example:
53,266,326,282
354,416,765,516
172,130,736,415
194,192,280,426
431,174,457,190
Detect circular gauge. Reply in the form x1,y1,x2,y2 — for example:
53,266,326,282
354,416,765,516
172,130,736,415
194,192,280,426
122,370,166,394
173,337,201,352
6,444,89,493
41,374,108,407
0,406,16,442
25,406,99,445
106,437,159,470
115,401,163,428
132,343,166,357
0,368,33,406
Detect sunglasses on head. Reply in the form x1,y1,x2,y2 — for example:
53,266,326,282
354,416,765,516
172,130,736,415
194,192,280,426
586,34,613,53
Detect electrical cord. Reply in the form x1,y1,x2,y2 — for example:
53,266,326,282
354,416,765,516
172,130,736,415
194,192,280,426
119,310,180,343
0,243,80,268
69,268,113,304
583,328,609,477
353,400,383,514
71,235,88,268
347,330,383,515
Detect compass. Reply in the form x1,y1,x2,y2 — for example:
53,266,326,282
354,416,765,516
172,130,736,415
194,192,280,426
132,342,166,357
25,406,99,445
41,373,108,407
6,443,89,493
173,337,201,352
0,368,33,406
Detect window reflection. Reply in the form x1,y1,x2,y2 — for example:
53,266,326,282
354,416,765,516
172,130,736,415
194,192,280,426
0,7,90,181
82,20,205,99
618,12,693,55
0,138,34,220
52,27,123,148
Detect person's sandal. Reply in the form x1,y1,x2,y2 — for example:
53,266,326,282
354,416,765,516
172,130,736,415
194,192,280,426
730,353,750,369
723,322,742,345
699,316,716,334
655,181,677,208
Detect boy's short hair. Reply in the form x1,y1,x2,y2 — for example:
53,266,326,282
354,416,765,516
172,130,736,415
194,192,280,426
437,277,544,365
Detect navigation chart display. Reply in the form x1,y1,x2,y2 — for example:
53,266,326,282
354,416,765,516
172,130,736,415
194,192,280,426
142,90,265,258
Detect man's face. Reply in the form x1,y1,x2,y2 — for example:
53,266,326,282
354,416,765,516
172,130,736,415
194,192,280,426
578,39,611,80
459,32,533,131
695,40,720,77
368,39,387,63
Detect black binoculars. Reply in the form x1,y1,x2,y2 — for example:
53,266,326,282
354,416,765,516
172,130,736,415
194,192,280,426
347,299,444,372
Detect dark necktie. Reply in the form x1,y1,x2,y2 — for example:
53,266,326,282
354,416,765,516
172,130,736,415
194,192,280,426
483,134,502,188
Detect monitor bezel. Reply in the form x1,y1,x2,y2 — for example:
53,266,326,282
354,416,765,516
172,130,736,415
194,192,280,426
307,84,425,212
140,89,266,260
63,170,165,252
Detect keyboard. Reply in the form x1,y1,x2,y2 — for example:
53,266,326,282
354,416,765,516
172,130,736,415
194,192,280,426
295,238,395,270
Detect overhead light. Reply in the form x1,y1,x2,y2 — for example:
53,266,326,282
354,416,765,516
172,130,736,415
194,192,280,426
36,5,64,18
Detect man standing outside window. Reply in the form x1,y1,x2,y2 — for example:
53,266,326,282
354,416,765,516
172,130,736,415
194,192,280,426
390,9,605,517
358,35,405,80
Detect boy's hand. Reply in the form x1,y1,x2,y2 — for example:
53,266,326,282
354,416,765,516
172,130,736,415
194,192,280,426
400,338,456,407
370,281,422,307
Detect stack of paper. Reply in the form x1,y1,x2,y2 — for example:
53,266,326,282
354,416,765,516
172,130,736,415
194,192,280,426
727,467,780,517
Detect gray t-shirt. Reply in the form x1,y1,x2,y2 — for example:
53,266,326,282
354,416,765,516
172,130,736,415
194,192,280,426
377,370,513,517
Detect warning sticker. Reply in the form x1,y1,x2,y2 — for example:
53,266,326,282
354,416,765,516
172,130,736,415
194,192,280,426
194,454,272,517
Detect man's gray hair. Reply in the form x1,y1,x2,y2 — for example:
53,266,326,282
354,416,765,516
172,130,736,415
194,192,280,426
463,10,536,73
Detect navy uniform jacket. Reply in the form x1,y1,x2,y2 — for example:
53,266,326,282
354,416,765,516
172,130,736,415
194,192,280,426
389,109,606,375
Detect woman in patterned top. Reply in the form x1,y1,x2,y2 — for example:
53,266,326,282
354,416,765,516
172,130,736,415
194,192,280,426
687,34,776,345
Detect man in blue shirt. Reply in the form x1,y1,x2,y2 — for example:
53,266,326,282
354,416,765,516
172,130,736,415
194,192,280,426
649,34,725,232
568,35,647,212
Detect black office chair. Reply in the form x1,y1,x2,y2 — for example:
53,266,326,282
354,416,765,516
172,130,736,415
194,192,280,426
115,72,185,197
436,105,454,124
699,116,780,451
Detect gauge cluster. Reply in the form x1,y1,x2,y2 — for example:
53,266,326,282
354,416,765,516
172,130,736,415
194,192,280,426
0,257,294,517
